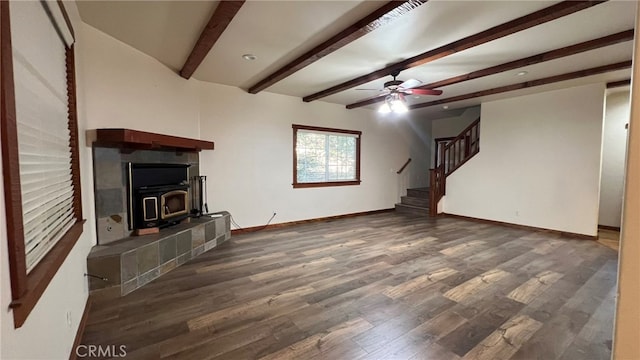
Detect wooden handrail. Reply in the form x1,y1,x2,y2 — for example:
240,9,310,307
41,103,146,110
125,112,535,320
396,158,412,174
442,117,481,176
443,117,480,153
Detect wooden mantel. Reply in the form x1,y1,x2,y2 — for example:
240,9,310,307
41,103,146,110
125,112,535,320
93,128,214,152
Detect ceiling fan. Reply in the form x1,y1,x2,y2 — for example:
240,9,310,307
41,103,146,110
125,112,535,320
357,70,443,114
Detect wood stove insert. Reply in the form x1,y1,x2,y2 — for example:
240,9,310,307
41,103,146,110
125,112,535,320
128,163,190,232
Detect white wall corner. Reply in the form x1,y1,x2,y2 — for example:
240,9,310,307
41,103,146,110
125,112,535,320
442,83,605,236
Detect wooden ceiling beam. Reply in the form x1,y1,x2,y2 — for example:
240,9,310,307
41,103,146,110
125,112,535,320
180,1,246,79
607,79,631,88
247,0,428,94
304,0,606,103
408,60,632,110
346,29,634,109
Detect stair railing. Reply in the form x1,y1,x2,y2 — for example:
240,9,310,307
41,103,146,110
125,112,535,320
396,158,412,174
429,117,480,216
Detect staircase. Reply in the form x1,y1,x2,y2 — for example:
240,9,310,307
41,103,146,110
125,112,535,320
395,116,481,217
428,116,481,216
395,187,430,215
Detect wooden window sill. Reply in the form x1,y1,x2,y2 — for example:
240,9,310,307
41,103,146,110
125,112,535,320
293,180,361,189
9,220,85,328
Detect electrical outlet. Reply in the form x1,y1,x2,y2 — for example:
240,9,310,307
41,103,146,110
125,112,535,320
66,311,72,328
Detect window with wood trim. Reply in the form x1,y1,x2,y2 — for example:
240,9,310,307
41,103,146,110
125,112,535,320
1,0,84,328
292,124,361,188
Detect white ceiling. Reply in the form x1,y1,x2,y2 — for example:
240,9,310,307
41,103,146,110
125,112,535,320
77,0,636,115
77,1,216,72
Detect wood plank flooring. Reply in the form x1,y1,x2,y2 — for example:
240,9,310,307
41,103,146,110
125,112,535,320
597,229,620,251
81,212,618,360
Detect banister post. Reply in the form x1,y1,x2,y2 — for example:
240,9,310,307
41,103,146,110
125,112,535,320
465,133,471,158
429,169,437,216
440,145,446,175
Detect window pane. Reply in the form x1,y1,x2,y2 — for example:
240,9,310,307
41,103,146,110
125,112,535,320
296,130,357,183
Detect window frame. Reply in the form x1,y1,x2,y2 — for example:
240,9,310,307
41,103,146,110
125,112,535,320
292,124,361,189
1,0,84,328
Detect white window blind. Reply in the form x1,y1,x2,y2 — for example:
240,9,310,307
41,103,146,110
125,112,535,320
296,130,358,183
11,1,75,272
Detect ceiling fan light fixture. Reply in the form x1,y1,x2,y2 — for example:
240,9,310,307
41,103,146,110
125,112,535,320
378,101,392,114
390,98,408,113
379,93,408,114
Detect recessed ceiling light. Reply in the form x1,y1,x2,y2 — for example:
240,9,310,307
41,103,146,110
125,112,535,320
516,71,528,76
443,105,449,109
242,54,257,61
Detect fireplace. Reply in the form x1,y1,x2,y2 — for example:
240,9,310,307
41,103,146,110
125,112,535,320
128,163,190,231
87,131,233,298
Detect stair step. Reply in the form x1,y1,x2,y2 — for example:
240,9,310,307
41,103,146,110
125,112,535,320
395,203,430,216
401,196,429,207
406,188,430,199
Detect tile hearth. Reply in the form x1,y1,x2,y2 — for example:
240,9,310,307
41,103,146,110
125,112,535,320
87,213,230,298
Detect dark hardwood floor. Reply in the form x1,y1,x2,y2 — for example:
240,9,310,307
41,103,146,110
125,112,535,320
81,212,618,360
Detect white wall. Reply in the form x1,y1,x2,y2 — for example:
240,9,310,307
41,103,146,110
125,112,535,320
599,90,630,228
443,84,605,236
1,1,95,359
198,82,415,227
430,106,481,167
81,24,200,138
432,106,481,139
403,114,432,189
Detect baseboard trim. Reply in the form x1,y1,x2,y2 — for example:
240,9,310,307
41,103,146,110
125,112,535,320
442,213,597,240
69,297,92,360
598,224,621,231
231,208,395,235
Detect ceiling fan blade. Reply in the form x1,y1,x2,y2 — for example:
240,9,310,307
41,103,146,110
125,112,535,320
346,92,390,109
407,88,443,96
399,78,422,89
372,89,390,97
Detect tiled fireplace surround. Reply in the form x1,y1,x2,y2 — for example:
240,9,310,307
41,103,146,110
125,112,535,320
87,146,230,297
